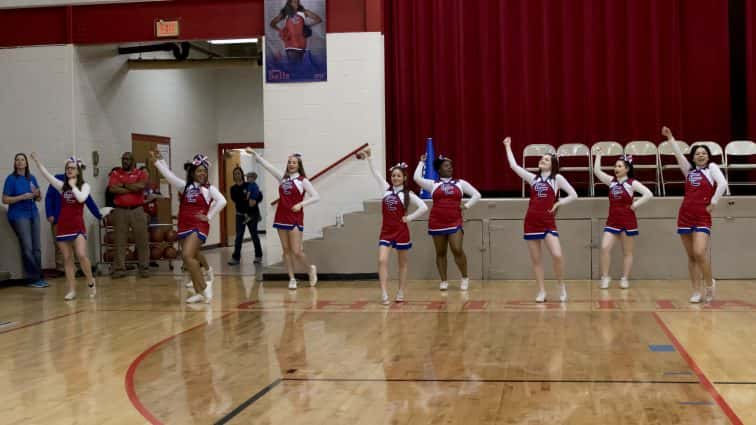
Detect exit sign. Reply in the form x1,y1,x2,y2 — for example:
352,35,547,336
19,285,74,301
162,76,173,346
155,19,180,38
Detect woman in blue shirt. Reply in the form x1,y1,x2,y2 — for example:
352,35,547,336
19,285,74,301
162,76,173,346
2,153,48,288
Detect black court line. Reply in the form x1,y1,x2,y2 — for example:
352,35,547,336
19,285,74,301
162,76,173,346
281,377,700,385
713,381,756,385
214,378,283,425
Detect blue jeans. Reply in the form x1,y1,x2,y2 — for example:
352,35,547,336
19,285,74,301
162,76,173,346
232,212,262,260
10,216,43,282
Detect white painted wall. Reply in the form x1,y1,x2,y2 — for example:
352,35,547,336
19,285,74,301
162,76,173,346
262,32,386,265
0,45,75,277
0,44,266,276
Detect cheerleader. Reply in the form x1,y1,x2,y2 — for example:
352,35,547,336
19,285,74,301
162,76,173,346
359,147,428,304
663,126,728,303
593,147,653,289
503,137,578,302
30,153,110,300
413,153,481,291
246,148,320,290
150,151,227,304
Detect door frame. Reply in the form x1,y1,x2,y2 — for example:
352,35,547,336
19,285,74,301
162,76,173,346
217,142,264,246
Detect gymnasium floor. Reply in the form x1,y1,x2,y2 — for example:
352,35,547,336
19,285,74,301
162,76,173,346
1,255,755,424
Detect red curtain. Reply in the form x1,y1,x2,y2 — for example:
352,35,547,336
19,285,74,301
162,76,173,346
385,0,731,192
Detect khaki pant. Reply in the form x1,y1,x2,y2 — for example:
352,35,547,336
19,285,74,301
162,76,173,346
112,207,149,271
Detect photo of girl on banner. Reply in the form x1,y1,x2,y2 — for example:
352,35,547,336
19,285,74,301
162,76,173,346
265,0,327,83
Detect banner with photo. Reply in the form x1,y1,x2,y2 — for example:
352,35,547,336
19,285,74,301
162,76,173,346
265,0,327,83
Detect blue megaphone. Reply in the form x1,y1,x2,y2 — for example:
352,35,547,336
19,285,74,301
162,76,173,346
420,137,438,199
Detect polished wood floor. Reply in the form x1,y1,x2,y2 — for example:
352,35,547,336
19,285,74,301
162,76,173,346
1,276,756,424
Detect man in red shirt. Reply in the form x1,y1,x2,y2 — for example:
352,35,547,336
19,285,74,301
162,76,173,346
108,152,150,278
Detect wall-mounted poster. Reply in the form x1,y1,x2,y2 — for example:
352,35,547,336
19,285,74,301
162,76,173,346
265,0,327,83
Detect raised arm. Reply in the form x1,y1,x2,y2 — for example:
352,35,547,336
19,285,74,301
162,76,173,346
709,163,728,207
404,191,429,222
413,155,436,192
662,126,690,176
362,148,390,193
554,174,578,209
304,9,322,25
29,153,63,192
206,186,227,220
630,181,654,210
592,149,613,186
459,180,482,209
298,179,320,208
152,156,186,191
502,137,536,185
245,148,284,182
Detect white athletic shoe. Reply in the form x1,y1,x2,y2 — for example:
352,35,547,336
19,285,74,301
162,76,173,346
185,280,194,288
395,290,405,303
64,290,76,301
205,266,214,284
186,293,204,304
309,265,318,287
439,281,449,291
704,279,716,302
535,289,546,303
89,280,96,298
619,276,630,289
288,279,298,290
600,276,611,289
381,292,390,305
203,285,213,303
460,277,470,291
689,292,702,304
559,283,568,302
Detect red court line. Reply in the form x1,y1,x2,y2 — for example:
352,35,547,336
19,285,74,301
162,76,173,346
0,310,83,335
124,311,236,425
652,312,743,425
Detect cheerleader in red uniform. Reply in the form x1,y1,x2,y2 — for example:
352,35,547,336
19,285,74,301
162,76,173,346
413,153,481,291
151,151,227,304
247,148,320,290
593,147,653,290
503,137,578,303
31,153,111,300
663,127,728,303
359,147,428,305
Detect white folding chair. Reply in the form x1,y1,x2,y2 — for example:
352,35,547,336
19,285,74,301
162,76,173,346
724,140,756,193
624,141,660,195
557,143,593,196
658,140,689,196
521,144,556,197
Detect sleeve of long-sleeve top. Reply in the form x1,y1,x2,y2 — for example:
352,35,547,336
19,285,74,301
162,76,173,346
413,161,436,193
505,146,536,185
154,159,186,192
299,178,320,208
670,139,691,176
206,186,227,220
85,195,102,220
630,180,654,209
35,162,63,192
255,154,284,183
71,183,91,203
593,155,613,186
555,174,578,206
709,163,728,206
45,184,59,219
404,191,428,222
367,156,390,194
459,180,482,209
